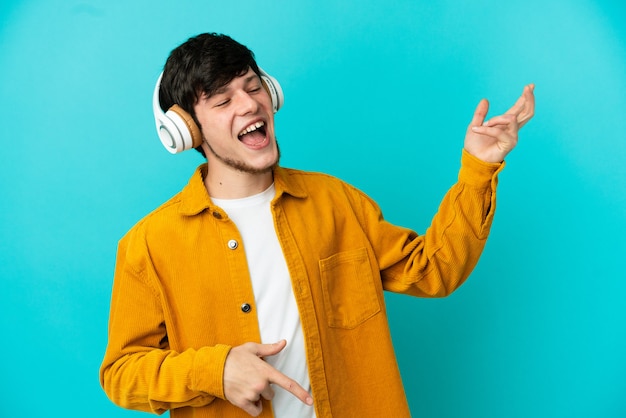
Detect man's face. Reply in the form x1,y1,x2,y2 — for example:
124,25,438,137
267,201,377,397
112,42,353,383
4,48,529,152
194,67,279,175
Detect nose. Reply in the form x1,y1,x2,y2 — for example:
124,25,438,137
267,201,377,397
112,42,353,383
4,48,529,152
234,90,259,116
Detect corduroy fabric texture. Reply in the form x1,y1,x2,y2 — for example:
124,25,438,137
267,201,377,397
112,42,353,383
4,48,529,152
100,149,503,418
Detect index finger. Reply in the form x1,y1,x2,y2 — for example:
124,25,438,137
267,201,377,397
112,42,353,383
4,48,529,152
470,98,490,128
268,369,314,406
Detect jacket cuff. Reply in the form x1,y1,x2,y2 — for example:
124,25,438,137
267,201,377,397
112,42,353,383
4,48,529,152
458,149,505,188
192,344,232,399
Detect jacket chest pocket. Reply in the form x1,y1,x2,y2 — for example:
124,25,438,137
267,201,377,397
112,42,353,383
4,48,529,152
319,247,381,329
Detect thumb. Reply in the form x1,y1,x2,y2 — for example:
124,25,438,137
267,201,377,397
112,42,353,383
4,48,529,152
470,99,489,128
255,340,288,358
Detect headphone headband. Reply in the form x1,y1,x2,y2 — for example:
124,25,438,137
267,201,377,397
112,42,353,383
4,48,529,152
153,68,284,154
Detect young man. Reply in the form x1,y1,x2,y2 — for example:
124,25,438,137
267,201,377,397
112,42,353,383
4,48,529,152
100,33,535,418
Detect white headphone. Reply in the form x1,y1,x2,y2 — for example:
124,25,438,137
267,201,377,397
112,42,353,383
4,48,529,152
153,68,284,154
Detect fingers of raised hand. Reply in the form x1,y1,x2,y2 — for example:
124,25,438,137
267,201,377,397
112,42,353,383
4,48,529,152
506,84,535,129
471,114,519,148
474,126,518,146
470,98,490,127
483,114,518,130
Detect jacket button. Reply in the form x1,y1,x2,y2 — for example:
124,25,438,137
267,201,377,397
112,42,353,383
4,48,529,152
227,239,238,250
241,303,252,313
212,211,223,219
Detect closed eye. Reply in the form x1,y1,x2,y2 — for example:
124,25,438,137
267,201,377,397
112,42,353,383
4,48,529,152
214,98,230,107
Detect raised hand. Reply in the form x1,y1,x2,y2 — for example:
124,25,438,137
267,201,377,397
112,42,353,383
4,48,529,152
464,84,535,163
223,340,314,416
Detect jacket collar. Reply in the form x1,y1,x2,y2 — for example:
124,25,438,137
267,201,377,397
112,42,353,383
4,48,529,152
178,164,307,216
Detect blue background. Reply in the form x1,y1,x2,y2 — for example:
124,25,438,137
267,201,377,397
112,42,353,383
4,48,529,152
1,1,625,417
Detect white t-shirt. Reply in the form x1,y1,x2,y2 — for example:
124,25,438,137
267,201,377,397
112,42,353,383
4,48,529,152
212,184,315,418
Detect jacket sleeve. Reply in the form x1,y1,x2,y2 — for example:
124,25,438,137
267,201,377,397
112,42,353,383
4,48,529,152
367,149,505,297
99,232,231,414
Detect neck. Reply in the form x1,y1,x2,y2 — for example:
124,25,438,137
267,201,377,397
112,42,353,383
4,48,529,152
204,166,274,199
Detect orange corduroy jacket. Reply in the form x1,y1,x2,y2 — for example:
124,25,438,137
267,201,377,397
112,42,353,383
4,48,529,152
100,150,504,418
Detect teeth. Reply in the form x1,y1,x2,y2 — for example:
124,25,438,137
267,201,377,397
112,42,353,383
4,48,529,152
238,121,264,137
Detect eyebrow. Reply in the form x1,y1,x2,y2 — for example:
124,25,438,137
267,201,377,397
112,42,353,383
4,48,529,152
213,73,259,96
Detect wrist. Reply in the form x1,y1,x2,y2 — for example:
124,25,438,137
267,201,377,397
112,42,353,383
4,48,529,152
459,149,505,187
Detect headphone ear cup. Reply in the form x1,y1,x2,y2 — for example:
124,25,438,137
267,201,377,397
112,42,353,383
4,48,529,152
167,105,203,148
153,73,202,154
259,68,284,113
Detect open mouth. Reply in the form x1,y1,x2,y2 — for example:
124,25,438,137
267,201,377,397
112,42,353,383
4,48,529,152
238,121,267,146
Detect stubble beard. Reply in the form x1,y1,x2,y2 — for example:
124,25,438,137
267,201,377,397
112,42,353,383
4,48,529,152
204,138,281,175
